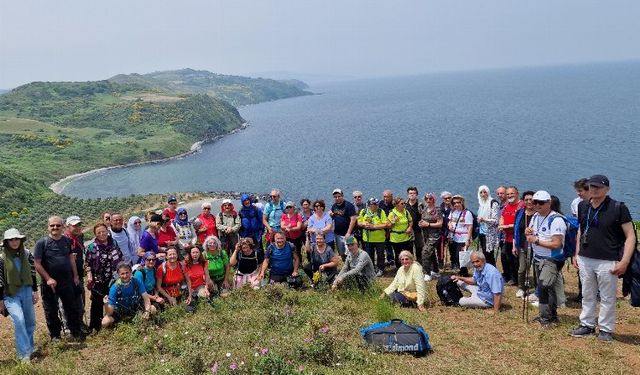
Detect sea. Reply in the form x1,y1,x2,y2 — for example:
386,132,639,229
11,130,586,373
61,62,640,217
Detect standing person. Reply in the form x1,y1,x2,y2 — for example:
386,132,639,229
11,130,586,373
196,202,218,245
571,178,590,217
263,189,285,241
34,216,83,341
358,198,389,277
495,186,507,263
217,199,241,255
1,229,38,362
571,175,636,342
513,191,537,299
126,216,143,261
230,238,264,289
299,198,314,252
499,186,523,286
476,186,500,266
101,212,112,229
163,196,178,222
439,191,453,269
63,215,87,332
388,197,413,268
137,214,163,263
352,191,366,246
448,195,473,275
405,187,423,266
307,200,335,248
418,192,443,281
281,201,304,260
173,208,198,257
525,191,567,327
109,213,135,265
261,232,300,284
157,215,179,254
379,190,395,266
330,189,358,259
85,223,123,332
239,194,264,249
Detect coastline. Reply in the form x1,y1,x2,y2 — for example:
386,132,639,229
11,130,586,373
49,122,249,194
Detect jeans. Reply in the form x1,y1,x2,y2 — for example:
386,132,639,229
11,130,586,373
334,235,347,259
578,256,618,333
41,280,81,338
5,286,36,359
389,291,416,307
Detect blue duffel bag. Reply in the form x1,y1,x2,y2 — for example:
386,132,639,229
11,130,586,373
359,319,432,356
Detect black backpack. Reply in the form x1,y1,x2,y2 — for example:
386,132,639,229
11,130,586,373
359,319,432,356
436,275,463,306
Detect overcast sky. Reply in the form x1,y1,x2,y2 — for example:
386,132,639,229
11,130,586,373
1,0,639,88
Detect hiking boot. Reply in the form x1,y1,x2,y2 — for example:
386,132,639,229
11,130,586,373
516,289,524,298
423,274,432,282
597,331,613,342
375,269,384,277
570,325,596,338
530,301,539,308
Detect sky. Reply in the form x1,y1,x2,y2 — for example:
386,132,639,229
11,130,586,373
1,0,639,88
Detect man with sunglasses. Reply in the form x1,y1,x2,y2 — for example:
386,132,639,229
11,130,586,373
525,191,567,327
263,189,285,240
34,216,83,341
571,175,636,342
163,195,179,222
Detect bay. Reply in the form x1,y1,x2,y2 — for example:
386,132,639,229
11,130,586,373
61,62,640,217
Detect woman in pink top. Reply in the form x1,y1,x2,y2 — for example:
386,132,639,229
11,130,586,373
281,201,304,260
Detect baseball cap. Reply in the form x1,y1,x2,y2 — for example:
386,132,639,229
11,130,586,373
222,198,232,205
167,195,177,203
367,197,379,206
65,215,82,226
332,188,343,195
345,235,357,245
285,201,295,208
587,174,609,187
532,190,551,201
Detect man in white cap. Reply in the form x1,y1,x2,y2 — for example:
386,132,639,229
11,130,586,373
0,228,38,362
571,175,636,342
217,198,241,252
525,190,567,327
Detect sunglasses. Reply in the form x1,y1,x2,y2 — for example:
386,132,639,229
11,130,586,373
533,200,548,205
426,197,435,201
146,258,156,262
314,205,322,208
270,195,279,198
49,224,62,228
444,197,452,200
134,221,141,224
353,196,362,199
203,207,211,210
104,217,111,221
452,201,462,205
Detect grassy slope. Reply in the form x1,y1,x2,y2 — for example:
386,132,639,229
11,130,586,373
1,268,639,375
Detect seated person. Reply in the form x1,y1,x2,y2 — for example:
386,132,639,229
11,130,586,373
230,238,264,289
155,248,193,312
332,236,376,291
303,232,340,285
185,247,211,301
381,250,427,311
261,232,299,283
451,251,503,313
102,262,155,328
203,236,230,297
133,252,165,306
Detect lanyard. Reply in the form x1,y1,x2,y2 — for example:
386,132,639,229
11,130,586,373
584,204,603,235
535,213,551,234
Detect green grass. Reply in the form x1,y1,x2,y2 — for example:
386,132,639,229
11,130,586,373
1,268,638,375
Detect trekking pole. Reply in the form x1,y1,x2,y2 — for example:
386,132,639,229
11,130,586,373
521,244,534,322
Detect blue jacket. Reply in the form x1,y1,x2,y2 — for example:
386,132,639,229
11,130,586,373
513,208,527,250
239,194,264,239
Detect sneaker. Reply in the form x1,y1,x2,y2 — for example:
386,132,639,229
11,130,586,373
570,325,596,338
430,271,440,278
526,294,539,302
376,269,384,277
516,289,524,298
423,274,432,282
530,301,539,308
559,303,567,309
597,331,613,342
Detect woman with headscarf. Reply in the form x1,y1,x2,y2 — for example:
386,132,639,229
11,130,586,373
173,208,197,257
126,216,143,259
196,202,218,245
477,185,500,266
0,228,38,362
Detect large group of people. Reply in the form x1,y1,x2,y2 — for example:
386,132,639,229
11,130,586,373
0,174,636,362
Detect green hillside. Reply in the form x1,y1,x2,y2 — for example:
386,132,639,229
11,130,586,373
110,68,313,106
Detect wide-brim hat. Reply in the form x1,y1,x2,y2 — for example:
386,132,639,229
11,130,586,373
3,228,26,241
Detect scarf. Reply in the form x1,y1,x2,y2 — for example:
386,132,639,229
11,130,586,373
477,185,493,220
2,245,32,297
126,216,142,250
174,208,190,226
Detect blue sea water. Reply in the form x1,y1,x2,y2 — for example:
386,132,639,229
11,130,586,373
62,62,640,217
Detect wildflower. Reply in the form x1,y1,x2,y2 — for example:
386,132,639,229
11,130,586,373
260,347,269,355
143,336,148,343
229,362,238,371
303,337,312,343
211,362,219,373
298,365,305,372
319,324,330,334
226,352,232,358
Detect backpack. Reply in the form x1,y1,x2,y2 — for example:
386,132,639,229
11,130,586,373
452,210,477,240
359,319,432,356
160,261,186,287
436,275,463,306
109,278,143,315
547,214,579,260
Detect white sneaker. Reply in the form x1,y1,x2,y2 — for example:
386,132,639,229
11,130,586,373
516,289,524,298
530,301,539,308
424,274,432,282
430,271,440,278
526,294,539,302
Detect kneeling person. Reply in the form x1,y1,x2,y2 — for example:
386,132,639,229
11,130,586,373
451,252,503,313
102,262,155,328
261,232,300,283
332,236,376,291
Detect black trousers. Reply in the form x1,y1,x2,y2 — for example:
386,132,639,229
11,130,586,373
500,242,519,284
41,281,81,338
89,283,110,331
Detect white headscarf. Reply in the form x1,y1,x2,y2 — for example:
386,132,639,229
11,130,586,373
477,185,493,219
127,216,142,251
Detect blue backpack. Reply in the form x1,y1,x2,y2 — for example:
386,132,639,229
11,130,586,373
360,319,432,356
547,214,579,260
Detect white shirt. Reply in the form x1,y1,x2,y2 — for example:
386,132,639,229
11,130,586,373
448,210,473,243
528,210,566,259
